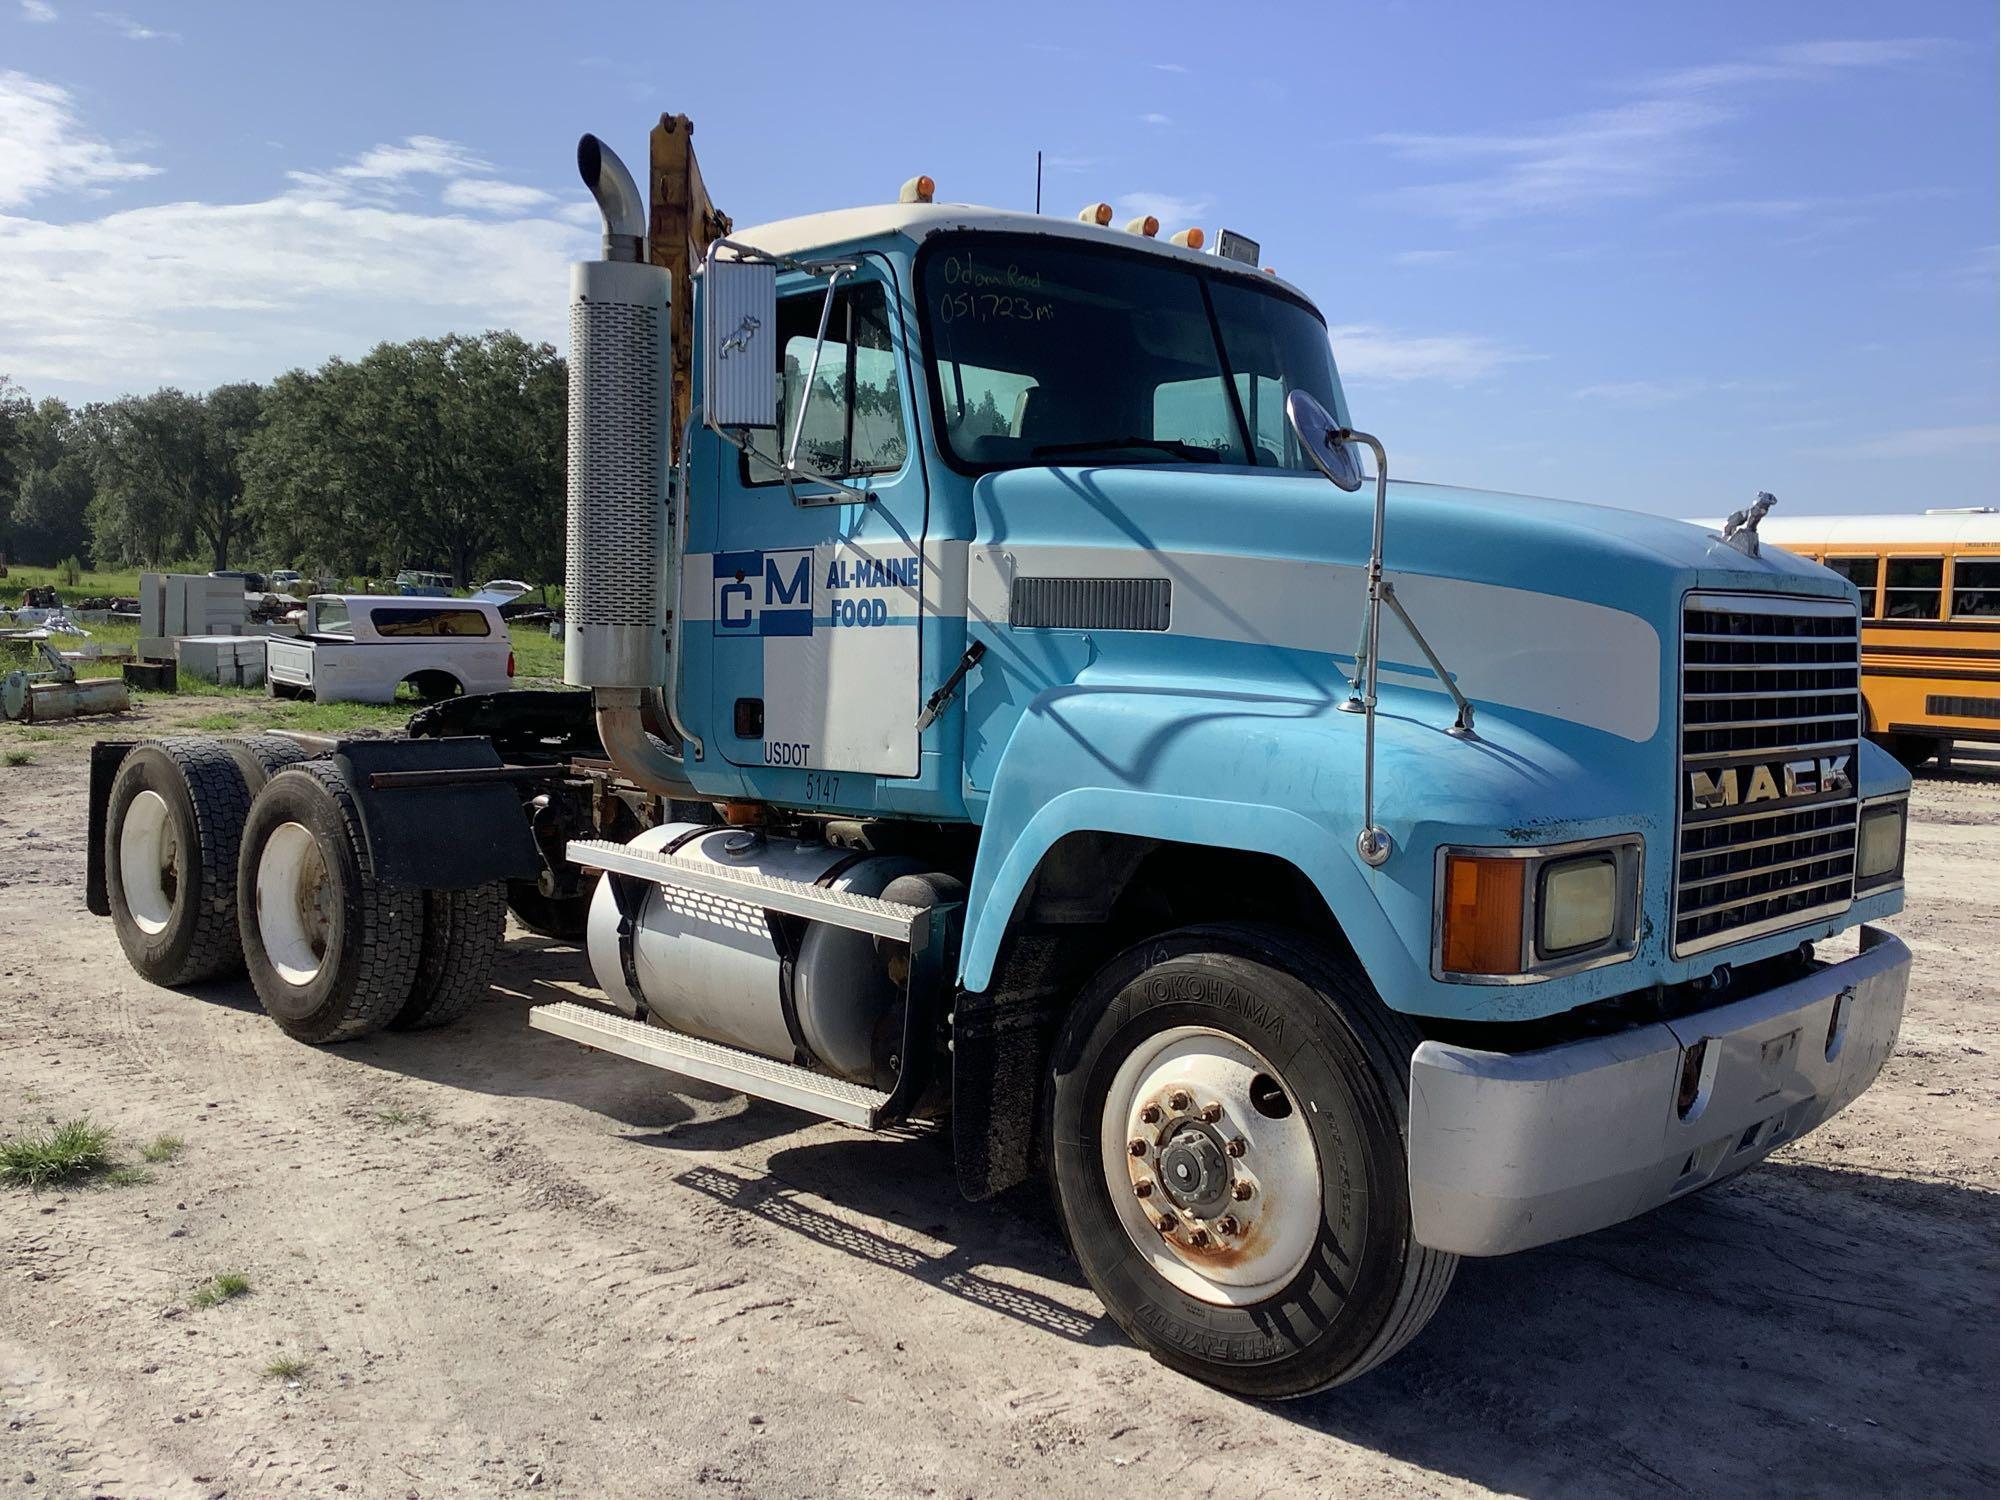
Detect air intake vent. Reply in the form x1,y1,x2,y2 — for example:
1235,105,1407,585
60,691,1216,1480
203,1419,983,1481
1010,576,1171,632
1674,593,1861,956
564,258,671,688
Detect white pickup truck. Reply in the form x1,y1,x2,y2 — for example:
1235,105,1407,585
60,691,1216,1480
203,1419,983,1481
266,595,515,704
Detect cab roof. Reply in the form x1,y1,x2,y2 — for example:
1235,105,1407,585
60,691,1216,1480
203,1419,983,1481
728,201,1311,304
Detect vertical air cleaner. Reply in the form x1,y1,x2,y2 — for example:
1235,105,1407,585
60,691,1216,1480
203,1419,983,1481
566,134,671,690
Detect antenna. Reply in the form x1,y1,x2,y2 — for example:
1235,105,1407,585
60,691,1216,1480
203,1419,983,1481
1035,150,1042,214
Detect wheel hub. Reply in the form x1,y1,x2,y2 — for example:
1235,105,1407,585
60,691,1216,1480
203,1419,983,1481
1156,1124,1231,1216
1102,1026,1323,1306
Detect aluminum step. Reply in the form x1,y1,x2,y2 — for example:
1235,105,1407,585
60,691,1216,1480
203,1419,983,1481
565,837,930,944
529,1001,891,1127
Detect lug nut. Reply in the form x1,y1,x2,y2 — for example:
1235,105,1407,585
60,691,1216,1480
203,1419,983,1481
1225,1137,1247,1158
1168,1090,1192,1112
1217,1216,1239,1235
1133,1180,1154,1199
1127,1138,1148,1157
1156,1215,1178,1234
1198,1102,1223,1123
1189,1229,1211,1248
1231,1180,1254,1201
1138,1103,1162,1124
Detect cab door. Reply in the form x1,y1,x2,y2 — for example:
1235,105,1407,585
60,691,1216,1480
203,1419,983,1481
707,268,927,779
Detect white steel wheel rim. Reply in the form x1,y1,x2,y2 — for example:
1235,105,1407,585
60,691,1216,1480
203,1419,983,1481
256,821,333,986
1100,1025,1322,1306
118,788,178,936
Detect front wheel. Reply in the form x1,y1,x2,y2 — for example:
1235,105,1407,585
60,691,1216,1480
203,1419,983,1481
1046,925,1456,1398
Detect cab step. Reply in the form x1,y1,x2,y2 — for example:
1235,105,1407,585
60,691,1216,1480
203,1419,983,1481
528,1001,892,1127
564,837,929,943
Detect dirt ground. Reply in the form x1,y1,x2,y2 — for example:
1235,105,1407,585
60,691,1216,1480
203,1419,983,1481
1,697,1995,1500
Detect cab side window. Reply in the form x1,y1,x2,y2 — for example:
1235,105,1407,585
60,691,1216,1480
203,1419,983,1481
745,282,906,484
1824,556,1880,618
1952,557,1999,618
1884,557,1944,620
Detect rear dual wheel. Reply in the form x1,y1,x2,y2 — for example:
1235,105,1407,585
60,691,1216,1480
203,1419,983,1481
1046,925,1456,1398
236,762,505,1042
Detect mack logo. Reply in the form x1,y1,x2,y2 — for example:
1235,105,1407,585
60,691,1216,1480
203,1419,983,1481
1687,754,1852,812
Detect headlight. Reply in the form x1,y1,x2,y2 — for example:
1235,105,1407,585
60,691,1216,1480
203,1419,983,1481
1538,854,1619,956
1435,836,1642,983
1857,800,1906,890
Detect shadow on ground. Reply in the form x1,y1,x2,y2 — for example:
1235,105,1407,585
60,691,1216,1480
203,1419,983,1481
258,929,1998,1499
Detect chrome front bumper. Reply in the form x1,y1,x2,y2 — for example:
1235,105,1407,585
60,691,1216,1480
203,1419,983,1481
1406,926,1910,1257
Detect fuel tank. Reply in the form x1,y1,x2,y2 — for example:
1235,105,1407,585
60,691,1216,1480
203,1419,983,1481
584,823,922,1085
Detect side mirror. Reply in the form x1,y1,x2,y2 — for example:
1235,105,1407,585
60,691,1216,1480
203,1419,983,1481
1285,390,1363,492
702,256,778,430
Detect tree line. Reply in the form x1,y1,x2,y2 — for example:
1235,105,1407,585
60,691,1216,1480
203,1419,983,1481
0,331,566,588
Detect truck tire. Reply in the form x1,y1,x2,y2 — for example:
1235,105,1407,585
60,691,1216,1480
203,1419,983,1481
236,762,423,1043
1045,924,1456,1398
222,733,311,795
104,738,254,986
391,883,507,1030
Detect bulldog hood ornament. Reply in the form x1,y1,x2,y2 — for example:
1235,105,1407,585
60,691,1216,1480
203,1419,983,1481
1720,491,1778,557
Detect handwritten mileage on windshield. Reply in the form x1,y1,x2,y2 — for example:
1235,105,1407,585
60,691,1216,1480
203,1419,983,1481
937,251,1055,326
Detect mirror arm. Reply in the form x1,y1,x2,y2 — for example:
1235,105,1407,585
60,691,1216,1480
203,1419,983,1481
783,263,854,485
1378,582,1476,738
1347,429,1393,867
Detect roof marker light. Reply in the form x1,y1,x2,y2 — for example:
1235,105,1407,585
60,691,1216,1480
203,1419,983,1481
1078,202,1114,226
899,174,936,204
1168,226,1205,250
1125,214,1160,237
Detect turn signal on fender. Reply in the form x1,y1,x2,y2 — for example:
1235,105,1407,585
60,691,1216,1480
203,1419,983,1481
1439,855,1526,976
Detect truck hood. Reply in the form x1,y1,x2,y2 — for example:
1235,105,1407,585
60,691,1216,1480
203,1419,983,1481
972,464,1842,615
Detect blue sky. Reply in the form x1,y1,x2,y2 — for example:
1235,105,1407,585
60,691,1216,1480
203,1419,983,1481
2,0,1994,516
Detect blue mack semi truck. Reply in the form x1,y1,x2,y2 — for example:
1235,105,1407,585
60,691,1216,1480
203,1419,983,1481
87,115,1913,1397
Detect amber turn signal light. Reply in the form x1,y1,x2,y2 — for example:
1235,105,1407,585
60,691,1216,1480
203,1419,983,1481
1078,202,1114,226
1169,226,1205,250
1439,855,1526,975
899,174,936,204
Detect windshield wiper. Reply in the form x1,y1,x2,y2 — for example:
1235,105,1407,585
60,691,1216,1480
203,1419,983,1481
1028,437,1224,464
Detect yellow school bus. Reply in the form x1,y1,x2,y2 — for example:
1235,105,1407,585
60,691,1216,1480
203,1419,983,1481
1755,510,2000,768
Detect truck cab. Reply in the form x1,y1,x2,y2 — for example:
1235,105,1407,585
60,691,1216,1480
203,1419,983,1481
89,118,1914,1400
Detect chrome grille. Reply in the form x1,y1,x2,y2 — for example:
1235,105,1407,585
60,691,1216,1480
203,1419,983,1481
1675,593,1861,956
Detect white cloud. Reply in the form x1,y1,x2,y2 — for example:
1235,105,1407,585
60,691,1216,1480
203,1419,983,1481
1114,191,1209,228
443,178,554,214
0,75,590,394
1646,37,1946,93
1836,424,1998,460
1378,38,1942,223
20,0,56,21
1391,248,1461,267
1152,62,1188,74
1139,112,1171,127
95,9,176,40
0,71,159,209
288,134,489,198
1377,97,1724,221
1328,325,1536,385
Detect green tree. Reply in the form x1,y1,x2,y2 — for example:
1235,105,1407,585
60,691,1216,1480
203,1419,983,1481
244,332,565,587
88,386,262,569
10,397,96,566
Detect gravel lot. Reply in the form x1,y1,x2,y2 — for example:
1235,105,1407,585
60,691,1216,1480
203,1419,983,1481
2,700,1995,1500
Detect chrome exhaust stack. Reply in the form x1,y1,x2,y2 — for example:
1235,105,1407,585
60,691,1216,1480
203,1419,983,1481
567,132,696,798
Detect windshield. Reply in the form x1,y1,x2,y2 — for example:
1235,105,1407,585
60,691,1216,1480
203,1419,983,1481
916,232,1341,474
